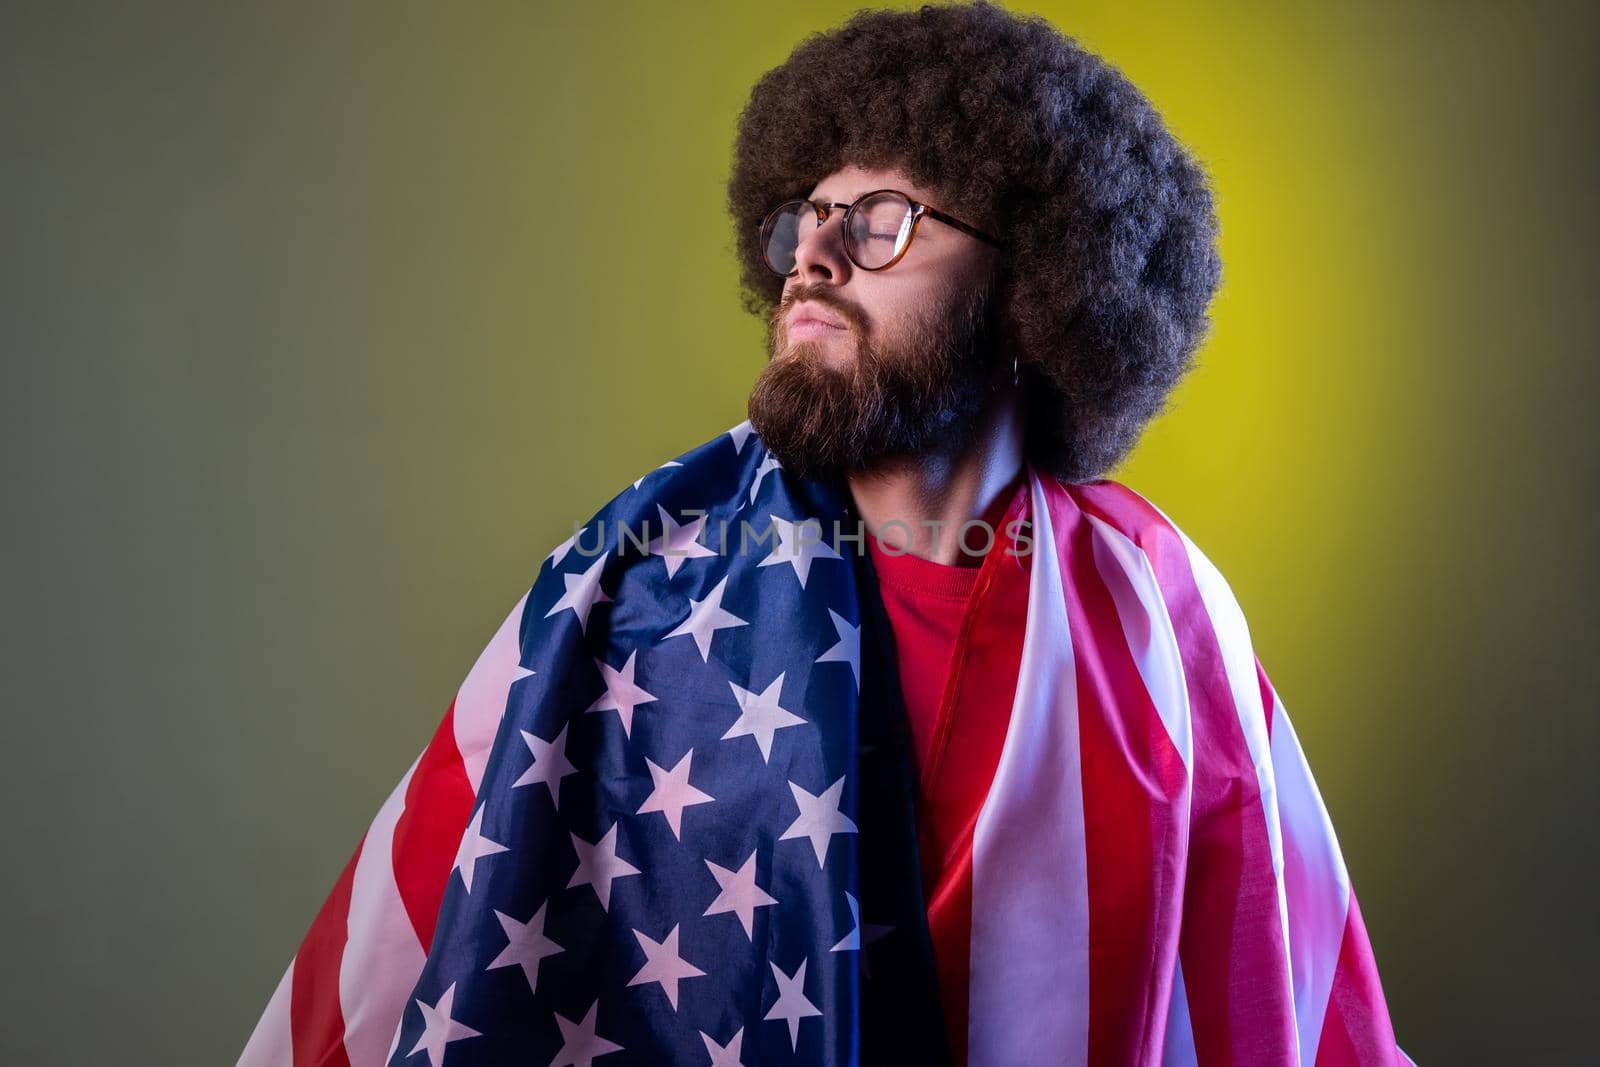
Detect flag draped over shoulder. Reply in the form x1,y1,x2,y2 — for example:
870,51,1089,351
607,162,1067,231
239,421,1411,1067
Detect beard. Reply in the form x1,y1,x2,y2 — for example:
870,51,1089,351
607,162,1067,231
746,280,999,483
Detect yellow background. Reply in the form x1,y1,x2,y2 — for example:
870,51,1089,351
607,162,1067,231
2,2,1594,1061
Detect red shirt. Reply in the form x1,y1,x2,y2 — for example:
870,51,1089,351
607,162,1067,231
862,477,1032,1065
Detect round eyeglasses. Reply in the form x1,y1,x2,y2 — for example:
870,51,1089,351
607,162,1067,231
757,188,1004,276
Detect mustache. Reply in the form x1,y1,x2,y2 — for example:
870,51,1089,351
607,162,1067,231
773,284,867,335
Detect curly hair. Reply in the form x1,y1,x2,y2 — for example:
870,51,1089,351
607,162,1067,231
726,1,1223,483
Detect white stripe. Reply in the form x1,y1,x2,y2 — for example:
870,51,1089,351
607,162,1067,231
386,1018,404,1066
1159,960,1199,1067
452,592,531,794
1268,689,1352,1063
338,755,427,1067
1085,513,1195,774
1171,520,1299,1060
236,956,293,1066
968,469,1091,1065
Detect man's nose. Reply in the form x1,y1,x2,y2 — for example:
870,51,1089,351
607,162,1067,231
791,210,852,283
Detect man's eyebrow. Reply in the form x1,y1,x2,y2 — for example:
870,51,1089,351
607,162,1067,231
812,189,873,204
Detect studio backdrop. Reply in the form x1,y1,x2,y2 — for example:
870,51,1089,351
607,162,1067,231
1,2,1596,1064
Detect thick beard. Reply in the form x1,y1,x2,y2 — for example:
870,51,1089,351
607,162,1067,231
747,282,997,483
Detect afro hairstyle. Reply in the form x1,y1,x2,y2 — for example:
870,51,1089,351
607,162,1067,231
726,0,1223,483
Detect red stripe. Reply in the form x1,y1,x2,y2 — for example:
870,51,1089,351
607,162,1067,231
1073,481,1296,1065
1257,656,1276,741
917,481,1031,1065
1314,890,1401,1067
390,697,476,951
1052,480,1189,1064
288,834,360,1067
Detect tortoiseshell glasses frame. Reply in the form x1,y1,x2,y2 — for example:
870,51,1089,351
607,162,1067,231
757,188,1006,276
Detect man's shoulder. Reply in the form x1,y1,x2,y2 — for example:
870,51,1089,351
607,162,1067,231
1039,472,1189,551
604,421,758,504
1047,473,1255,646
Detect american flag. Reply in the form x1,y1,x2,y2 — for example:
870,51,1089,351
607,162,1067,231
240,420,1413,1066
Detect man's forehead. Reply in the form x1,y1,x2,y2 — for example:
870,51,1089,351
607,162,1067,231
808,168,932,203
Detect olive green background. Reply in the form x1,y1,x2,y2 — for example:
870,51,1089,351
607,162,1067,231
2,2,1595,1063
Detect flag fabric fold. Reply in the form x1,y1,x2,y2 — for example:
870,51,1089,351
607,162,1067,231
240,421,1409,1066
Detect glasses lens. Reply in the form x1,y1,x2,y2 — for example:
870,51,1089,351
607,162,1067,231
847,192,914,269
761,200,814,276
760,192,917,275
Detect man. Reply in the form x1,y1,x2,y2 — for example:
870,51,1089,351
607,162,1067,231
241,3,1409,1065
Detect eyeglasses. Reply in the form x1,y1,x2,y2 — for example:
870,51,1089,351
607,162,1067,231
757,188,1004,276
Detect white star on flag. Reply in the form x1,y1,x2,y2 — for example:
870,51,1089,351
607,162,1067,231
758,515,840,588
764,959,822,1051
662,574,748,661
779,776,858,868
702,852,778,940
721,672,806,763
486,903,564,995
627,923,707,1010
407,982,481,1067
814,608,861,689
550,1000,624,1067
544,552,611,632
584,650,657,737
546,531,577,568
830,892,895,975
699,1027,748,1067
452,803,509,894
727,420,754,454
632,460,684,491
567,823,641,911
749,451,782,504
636,750,714,839
831,891,864,952
511,723,579,809
646,504,716,578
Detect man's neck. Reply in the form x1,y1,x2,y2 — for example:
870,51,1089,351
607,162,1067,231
846,390,1025,566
